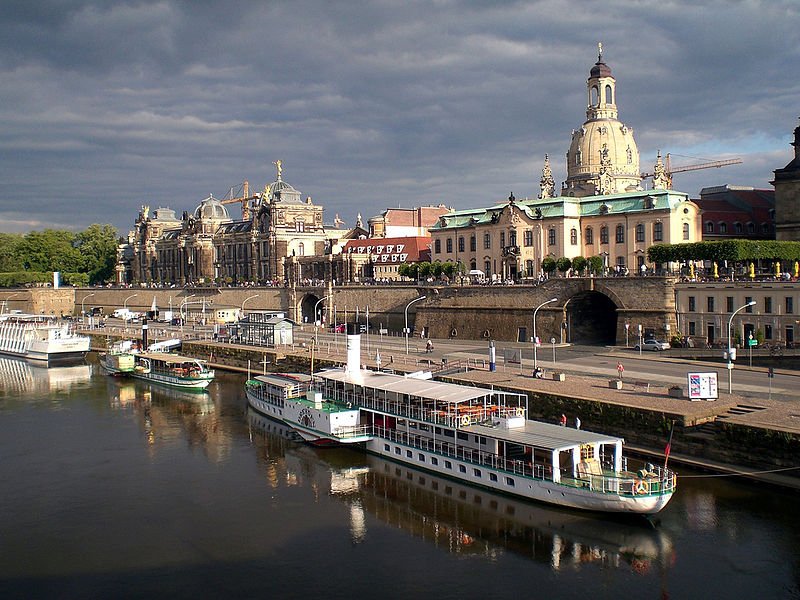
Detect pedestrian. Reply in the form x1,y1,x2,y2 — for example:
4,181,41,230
426,339,433,353
575,416,581,430
617,361,624,381
559,413,567,427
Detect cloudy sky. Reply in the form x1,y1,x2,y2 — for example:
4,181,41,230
1,0,798,235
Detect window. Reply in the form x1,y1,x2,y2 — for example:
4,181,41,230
707,297,715,312
406,450,413,458
295,220,305,232
446,238,452,253
747,222,755,234
384,444,390,451
500,232,506,247
745,296,753,313
509,230,517,247
526,260,534,277
434,239,441,254
505,477,515,487
765,324,773,340
616,256,626,269
683,223,690,241
483,233,491,249
765,297,773,314
706,221,714,234
524,230,533,246
786,297,794,314
459,465,467,473
688,296,696,312
653,222,663,242
570,228,578,245
720,222,728,234
470,235,476,251
473,468,482,477
615,224,625,243
726,296,734,313
636,223,645,242
489,473,498,482
600,226,609,244
548,228,556,246
735,222,743,234
484,260,491,276
458,236,464,252
689,321,696,336
418,453,425,462
585,227,593,244
445,461,452,469
431,457,438,466
395,447,401,455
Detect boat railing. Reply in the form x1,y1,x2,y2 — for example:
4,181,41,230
352,395,522,429
371,425,676,496
332,424,373,440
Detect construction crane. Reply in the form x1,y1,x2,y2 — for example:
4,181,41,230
220,181,262,221
640,152,742,189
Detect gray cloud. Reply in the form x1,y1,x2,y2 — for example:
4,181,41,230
0,0,797,234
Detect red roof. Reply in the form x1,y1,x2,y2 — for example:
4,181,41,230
343,236,431,263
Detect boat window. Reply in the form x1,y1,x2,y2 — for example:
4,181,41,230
505,477,515,487
395,447,401,455
443,429,454,438
473,469,481,478
418,453,425,462
459,465,467,473
431,457,438,466
384,444,390,451
406,450,413,458
489,473,498,482
457,432,468,441
445,461,452,469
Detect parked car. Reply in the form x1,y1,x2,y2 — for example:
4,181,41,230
634,339,670,351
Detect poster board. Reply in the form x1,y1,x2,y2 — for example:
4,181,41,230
688,372,719,401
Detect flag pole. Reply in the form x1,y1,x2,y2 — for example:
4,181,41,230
663,420,675,471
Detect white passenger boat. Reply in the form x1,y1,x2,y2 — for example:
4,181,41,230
131,352,214,390
0,313,90,366
245,325,677,515
98,340,139,376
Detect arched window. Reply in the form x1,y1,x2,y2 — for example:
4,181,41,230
591,85,599,106
570,228,578,245
762,223,771,234
653,222,663,242
747,222,755,234
600,226,609,244
720,222,728,234
605,84,613,104
635,223,645,242
585,227,594,244
683,223,690,241
735,222,743,234
297,242,305,256
615,224,625,243
706,221,714,234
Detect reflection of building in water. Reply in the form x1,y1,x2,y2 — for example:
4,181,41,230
246,410,673,571
0,356,92,396
105,378,231,463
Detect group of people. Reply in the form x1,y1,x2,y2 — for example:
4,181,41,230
559,413,580,429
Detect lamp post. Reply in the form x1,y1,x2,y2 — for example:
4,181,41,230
2,292,21,314
80,293,96,323
179,294,196,334
404,295,426,354
533,297,558,370
314,294,331,346
241,294,259,317
123,293,138,322
727,301,756,394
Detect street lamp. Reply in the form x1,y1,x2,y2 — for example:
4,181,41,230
727,300,757,394
179,294,196,332
123,293,138,321
404,295,426,354
1,292,21,314
314,294,331,346
241,294,259,316
533,297,558,370
80,293,96,323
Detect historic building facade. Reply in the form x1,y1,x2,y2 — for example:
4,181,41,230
773,119,800,241
118,162,345,286
430,48,700,280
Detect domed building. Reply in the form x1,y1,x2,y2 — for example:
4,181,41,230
563,44,642,197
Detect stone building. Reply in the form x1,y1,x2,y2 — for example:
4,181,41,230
430,48,701,280
773,119,800,241
368,205,452,238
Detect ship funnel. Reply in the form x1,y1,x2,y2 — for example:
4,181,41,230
344,322,362,382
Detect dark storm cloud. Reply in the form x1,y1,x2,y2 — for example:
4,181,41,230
0,0,797,233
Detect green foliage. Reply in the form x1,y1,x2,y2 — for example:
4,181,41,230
571,256,588,274
541,257,557,274
556,257,572,273
0,233,24,271
647,240,800,263
76,224,118,284
0,271,51,287
587,255,604,274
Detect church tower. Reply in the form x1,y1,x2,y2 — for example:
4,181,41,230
563,44,642,197
772,118,800,241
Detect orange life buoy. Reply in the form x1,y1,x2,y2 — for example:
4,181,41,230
633,479,649,495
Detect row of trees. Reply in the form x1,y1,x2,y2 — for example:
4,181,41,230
0,224,119,287
647,240,800,263
398,261,462,280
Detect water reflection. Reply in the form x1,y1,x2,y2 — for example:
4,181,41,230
0,356,92,397
105,376,231,462
246,409,675,574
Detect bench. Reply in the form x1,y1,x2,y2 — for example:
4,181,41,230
631,380,651,392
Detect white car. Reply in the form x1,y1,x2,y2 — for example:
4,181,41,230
634,339,670,351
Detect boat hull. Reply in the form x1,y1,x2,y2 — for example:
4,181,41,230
130,371,212,390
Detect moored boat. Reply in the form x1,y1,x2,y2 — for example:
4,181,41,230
0,313,90,366
98,340,140,376
245,325,676,515
131,352,214,390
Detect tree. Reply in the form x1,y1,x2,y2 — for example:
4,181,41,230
571,256,588,274
76,224,118,284
587,255,604,275
556,257,572,275
541,257,557,275
0,233,24,272
18,230,83,273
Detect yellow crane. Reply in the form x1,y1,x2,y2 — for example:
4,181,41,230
640,152,742,189
220,181,262,220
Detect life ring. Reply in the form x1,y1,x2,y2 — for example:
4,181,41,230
482,330,490,338
516,407,524,417
461,415,470,427
450,328,458,338
633,479,649,495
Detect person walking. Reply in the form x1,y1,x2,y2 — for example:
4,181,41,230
559,413,567,427
617,361,624,381
575,416,581,430
426,339,434,353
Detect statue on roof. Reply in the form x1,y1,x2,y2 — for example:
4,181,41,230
273,159,283,180
598,41,603,61
539,154,555,199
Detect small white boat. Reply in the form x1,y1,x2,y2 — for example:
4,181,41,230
245,326,676,515
98,340,139,376
0,313,90,366
131,352,214,390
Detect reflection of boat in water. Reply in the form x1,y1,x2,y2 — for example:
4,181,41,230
246,409,673,571
107,376,214,414
0,355,92,395
0,313,90,365
245,327,676,514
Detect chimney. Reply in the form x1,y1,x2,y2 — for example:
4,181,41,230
344,322,363,383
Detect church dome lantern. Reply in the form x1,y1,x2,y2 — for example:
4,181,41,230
193,195,231,221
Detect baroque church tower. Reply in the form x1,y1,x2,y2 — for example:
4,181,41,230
562,44,642,197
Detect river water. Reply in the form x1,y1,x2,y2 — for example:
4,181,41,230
0,357,798,599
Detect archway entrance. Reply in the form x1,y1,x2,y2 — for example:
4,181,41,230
565,291,618,345
301,294,325,326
